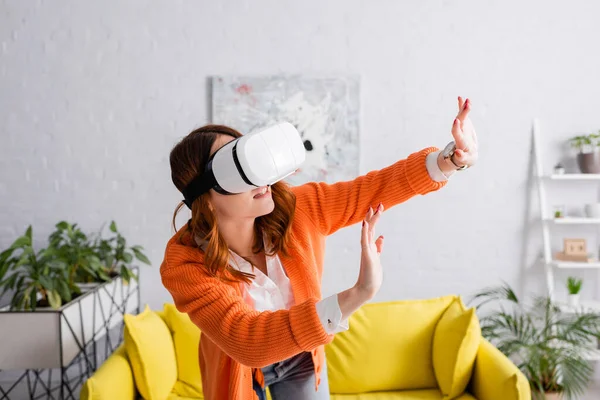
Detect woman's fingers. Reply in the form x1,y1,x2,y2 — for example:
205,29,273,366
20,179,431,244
361,220,369,249
456,98,470,123
458,96,465,111
451,118,465,148
368,203,384,227
375,235,384,254
363,204,384,250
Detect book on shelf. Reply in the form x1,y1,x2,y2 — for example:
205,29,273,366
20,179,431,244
555,251,597,263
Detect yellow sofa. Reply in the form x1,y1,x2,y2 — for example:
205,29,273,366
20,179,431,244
80,295,530,400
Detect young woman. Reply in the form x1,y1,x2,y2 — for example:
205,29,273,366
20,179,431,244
161,97,478,400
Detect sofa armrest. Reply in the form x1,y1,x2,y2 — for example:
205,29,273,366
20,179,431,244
80,344,137,400
469,339,530,400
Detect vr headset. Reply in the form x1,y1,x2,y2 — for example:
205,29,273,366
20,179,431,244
182,122,306,209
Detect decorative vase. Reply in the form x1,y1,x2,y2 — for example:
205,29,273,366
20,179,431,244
577,152,600,173
554,163,566,175
584,203,600,218
568,294,580,307
544,392,562,400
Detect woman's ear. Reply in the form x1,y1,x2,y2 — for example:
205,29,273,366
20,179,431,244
205,195,215,212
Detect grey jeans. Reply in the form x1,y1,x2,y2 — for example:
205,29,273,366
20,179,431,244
252,351,330,400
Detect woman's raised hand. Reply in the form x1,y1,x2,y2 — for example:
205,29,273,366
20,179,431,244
355,203,385,300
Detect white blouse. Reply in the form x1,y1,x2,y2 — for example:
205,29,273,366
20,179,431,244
196,150,449,335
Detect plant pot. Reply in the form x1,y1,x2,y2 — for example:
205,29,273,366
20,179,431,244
544,392,562,400
584,203,600,218
0,273,139,370
532,390,563,400
76,282,101,292
577,152,600,173
568,294,580,307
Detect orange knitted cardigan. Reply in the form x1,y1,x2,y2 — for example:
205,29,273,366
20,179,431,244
160,147,447,400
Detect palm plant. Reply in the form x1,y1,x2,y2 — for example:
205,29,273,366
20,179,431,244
470,283,600,400
0,226,71,310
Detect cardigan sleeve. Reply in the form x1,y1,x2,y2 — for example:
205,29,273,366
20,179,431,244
292,146,447,236
160,260,333,368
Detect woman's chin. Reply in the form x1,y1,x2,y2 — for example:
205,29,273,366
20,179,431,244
255,200,275,217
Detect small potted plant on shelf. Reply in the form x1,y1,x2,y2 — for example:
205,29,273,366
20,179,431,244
553,163,565,175
471,283,600,400
553,205,565,218
567,276,582,307
568,131,600,173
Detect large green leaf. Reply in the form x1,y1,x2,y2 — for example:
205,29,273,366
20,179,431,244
132,248,151,265
56,279,71,301
0,247,16,264
47,290,62,309
123,252,133,264
9,235,31,250
55,221,69,231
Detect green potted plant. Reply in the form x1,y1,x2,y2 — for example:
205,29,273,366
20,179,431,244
471,283,600,400
568,131,600,173
90,220,151,284
0,220,146,371
567,277,582,307
0,226,72,310
48,221,109,291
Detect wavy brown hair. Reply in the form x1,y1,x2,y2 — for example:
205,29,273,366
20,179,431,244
169,125,297,283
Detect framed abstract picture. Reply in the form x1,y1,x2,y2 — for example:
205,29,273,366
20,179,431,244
211,75,360,185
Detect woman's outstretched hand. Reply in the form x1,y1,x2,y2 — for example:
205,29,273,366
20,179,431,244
355,203,385,300
336,204,385,320
451,96,479,168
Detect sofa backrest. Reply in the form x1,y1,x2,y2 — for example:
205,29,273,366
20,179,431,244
325,295,456,394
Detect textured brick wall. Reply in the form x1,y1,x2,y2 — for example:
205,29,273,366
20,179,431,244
2,0,600,316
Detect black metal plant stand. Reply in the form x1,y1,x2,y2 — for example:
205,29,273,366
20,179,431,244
0,271,141,400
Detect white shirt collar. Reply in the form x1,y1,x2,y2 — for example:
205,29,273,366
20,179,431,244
194,231,272,274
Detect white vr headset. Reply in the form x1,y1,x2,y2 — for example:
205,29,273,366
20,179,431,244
182,122,306,208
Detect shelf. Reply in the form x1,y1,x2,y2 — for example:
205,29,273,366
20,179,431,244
546,217,600,224
557,300,600,314
551,261,600,269
544,174,600,180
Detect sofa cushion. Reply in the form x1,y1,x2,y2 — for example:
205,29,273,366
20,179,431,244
163,303,204,398
124,304,178,400
326,295,456,393
433,297,481,399
470,339,530,400
80,345,136,400
330,388,477,399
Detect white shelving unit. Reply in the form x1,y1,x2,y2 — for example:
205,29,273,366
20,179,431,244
532,119,600,361
532,118,600,300
545,174,600,181
547,217,600,225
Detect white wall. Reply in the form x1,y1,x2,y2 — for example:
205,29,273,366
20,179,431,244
2,0,600,311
